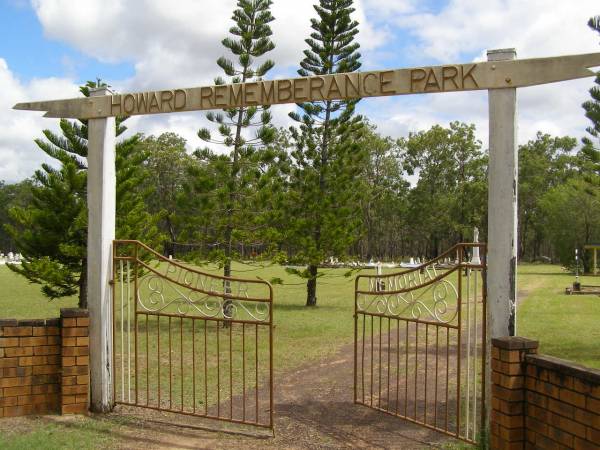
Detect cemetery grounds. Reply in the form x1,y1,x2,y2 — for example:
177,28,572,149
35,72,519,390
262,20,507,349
0,261,598,449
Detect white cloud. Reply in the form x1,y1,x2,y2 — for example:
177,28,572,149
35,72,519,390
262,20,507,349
358,0,599,149
2,0,599,183
0,58,79,183
392,0,599,62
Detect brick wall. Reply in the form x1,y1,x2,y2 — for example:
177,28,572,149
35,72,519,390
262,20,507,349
60,309,89,414
0,308,89,418
491,336,600,450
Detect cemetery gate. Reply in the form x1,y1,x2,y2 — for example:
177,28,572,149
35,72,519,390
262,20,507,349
112,240,274,429
354,243,486,443
15,47,600,427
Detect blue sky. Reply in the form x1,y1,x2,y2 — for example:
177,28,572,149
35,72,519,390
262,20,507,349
0,0,453,81
0,0,133,81
0,0,449,83
0,0,599,183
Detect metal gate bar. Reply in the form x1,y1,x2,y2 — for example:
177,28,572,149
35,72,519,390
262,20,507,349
112,240,273,429
354,243,486,444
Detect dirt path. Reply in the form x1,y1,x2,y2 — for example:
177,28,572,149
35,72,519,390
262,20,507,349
105,339,460,449
516,275,546,306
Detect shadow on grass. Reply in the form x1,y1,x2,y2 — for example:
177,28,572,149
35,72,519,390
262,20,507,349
520,271,571,277
36,412,272,450
273,303,343,312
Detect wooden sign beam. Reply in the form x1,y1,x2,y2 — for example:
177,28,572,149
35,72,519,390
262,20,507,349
14,52,600,119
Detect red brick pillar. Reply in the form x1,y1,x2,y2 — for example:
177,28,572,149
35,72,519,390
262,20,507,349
490,336,539,450
60,308,90,414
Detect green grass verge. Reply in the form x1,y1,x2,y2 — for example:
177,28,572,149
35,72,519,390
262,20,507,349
1,261,599,448
517,263,600,369
0,417,117,450
0,266,78,318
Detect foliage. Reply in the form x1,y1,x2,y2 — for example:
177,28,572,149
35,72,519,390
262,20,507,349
6,81,161,308
353,123,409,260
0,179,33,251
138,133,195,249
193,0,282,277
536,15,600,270
398,122,487,258
580,15,600,182
285,0,366,306
518,133,578,260
540,178,600,270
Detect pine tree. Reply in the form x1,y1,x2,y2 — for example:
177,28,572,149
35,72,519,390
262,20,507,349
581,16,600,178
286,0,366,306
194,0,279,281
7,81,161,308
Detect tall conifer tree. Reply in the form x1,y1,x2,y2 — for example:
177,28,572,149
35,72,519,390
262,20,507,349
7,81,161,308
286,0,366,306
581,16,600,178
194,0,279,282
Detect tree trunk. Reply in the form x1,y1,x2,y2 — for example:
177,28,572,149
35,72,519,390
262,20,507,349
222,224,233,327
78,258,87,309
305,96,331,308
306,264,318,306
221,65,247,325
165,214,177,257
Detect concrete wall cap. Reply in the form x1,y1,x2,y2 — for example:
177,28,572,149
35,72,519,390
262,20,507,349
60,308,89,318
492,336,539,350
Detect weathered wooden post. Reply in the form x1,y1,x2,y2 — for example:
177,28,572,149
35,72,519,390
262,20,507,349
485,48,518,431
87,87,115,412
487,48,518,339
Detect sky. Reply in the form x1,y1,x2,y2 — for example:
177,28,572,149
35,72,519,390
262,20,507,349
0,0,599,183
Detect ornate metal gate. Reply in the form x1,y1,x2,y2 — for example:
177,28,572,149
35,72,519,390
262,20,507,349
112,240,273,429
354,243,486,443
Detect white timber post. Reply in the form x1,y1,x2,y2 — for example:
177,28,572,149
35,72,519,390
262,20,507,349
487,48,518,338
486,48,518,428
87,87,116,412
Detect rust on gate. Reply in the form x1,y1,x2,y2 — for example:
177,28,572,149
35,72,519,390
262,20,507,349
112,240,274,429
354,243,486,444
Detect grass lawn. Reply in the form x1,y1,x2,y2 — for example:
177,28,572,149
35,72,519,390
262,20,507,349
0,265,78,318
1,261,599,448
0,416,118,450
517,263,600,369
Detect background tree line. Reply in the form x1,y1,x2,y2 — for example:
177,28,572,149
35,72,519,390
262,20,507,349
0,3,598,307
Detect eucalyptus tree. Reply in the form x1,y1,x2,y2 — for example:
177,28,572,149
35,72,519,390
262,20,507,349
518,133,578,260
285,0,366,306
541,178,600,270
399,122,486,257
139,133,195,252
0,179,33,252
355,124,409,260
194,0,280,281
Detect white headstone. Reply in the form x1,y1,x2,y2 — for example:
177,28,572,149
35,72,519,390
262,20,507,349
471,227,482,265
